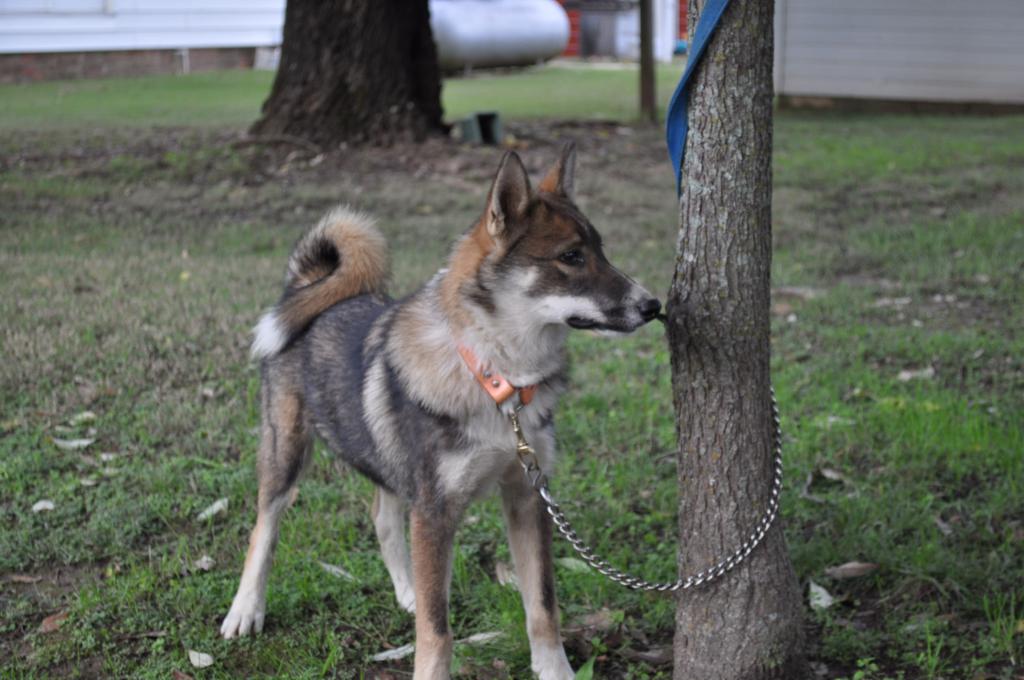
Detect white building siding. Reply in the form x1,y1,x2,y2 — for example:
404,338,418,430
775,0,1024,104
0,0,285,54
612,0,681,64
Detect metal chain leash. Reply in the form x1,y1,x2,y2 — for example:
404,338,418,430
507,385,783,593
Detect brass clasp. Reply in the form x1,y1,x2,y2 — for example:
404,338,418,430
508,405,541,476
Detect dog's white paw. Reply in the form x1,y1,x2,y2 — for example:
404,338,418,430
220,591,266,639
532,646,574,680
534,664,575,680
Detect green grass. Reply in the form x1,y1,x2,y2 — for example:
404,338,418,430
0,63,683,130
0,71,273,129
1,68,1022,679
444,63,684,121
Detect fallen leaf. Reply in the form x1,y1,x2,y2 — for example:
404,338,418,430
52,437,95,451
371,631,503,663
172,671,194,680
80,478,98,487
372,642,415,662
192,555,215,572
32,499,55,513
820,468,849,484
771,301,794,317
1,417,21,433
901,612,952,634
99,452,117,462
187,650,213,668
873,296,911,308
621,646,672,665
196,498,229,521
897,366,935,382
491,658,509,677
775,286,823,300
117,630,167,640
318,561,355,581
75,377,99,403
457,631,504,645
844,386,871,402
800,472,826,504
38,611,68,633
69,410,97,426
810,660,831,678
572,608,621,632
934,516,953,536
824,562,878,579
8,574,42,584
495,561,518,589
556,557,591,574
808,581,835,611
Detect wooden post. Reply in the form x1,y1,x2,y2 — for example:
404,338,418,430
639,0,657,123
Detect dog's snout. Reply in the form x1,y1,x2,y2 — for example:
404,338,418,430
639,297,662,322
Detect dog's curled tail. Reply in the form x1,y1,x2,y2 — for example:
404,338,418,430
251,206,389,359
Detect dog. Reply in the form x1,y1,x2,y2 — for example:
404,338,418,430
220,143,661,679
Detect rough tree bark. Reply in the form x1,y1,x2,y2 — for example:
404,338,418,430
251,0,445,148
668,1,806,678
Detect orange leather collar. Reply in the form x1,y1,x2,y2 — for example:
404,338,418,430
456,343,537,406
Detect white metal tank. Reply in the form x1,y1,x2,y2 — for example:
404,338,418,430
430,0,570,70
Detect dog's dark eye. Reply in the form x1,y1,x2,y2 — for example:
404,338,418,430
558,249,584,267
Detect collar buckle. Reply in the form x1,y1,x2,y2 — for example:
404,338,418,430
456,343,537,406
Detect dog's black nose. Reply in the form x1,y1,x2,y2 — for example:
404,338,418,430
639,297,662,322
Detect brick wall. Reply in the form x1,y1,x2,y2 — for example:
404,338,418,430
0,47,255,84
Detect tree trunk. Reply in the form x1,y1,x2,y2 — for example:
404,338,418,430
251,0,445,148
668,1,806,678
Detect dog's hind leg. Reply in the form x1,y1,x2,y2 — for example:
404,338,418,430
372,487,416,613
501,474,574,680
221,380,310,639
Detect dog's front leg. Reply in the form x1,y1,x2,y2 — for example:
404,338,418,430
501,476,575,680
410,504,459,680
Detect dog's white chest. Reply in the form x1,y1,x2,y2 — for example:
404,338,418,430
436,402,555,500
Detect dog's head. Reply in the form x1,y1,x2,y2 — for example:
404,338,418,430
462,143,661,336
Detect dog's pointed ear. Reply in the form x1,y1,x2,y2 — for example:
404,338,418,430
538,141,576,200
486,151,531,242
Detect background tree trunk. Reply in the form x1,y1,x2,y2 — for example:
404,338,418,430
251,0,445,148
668,0,806,678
